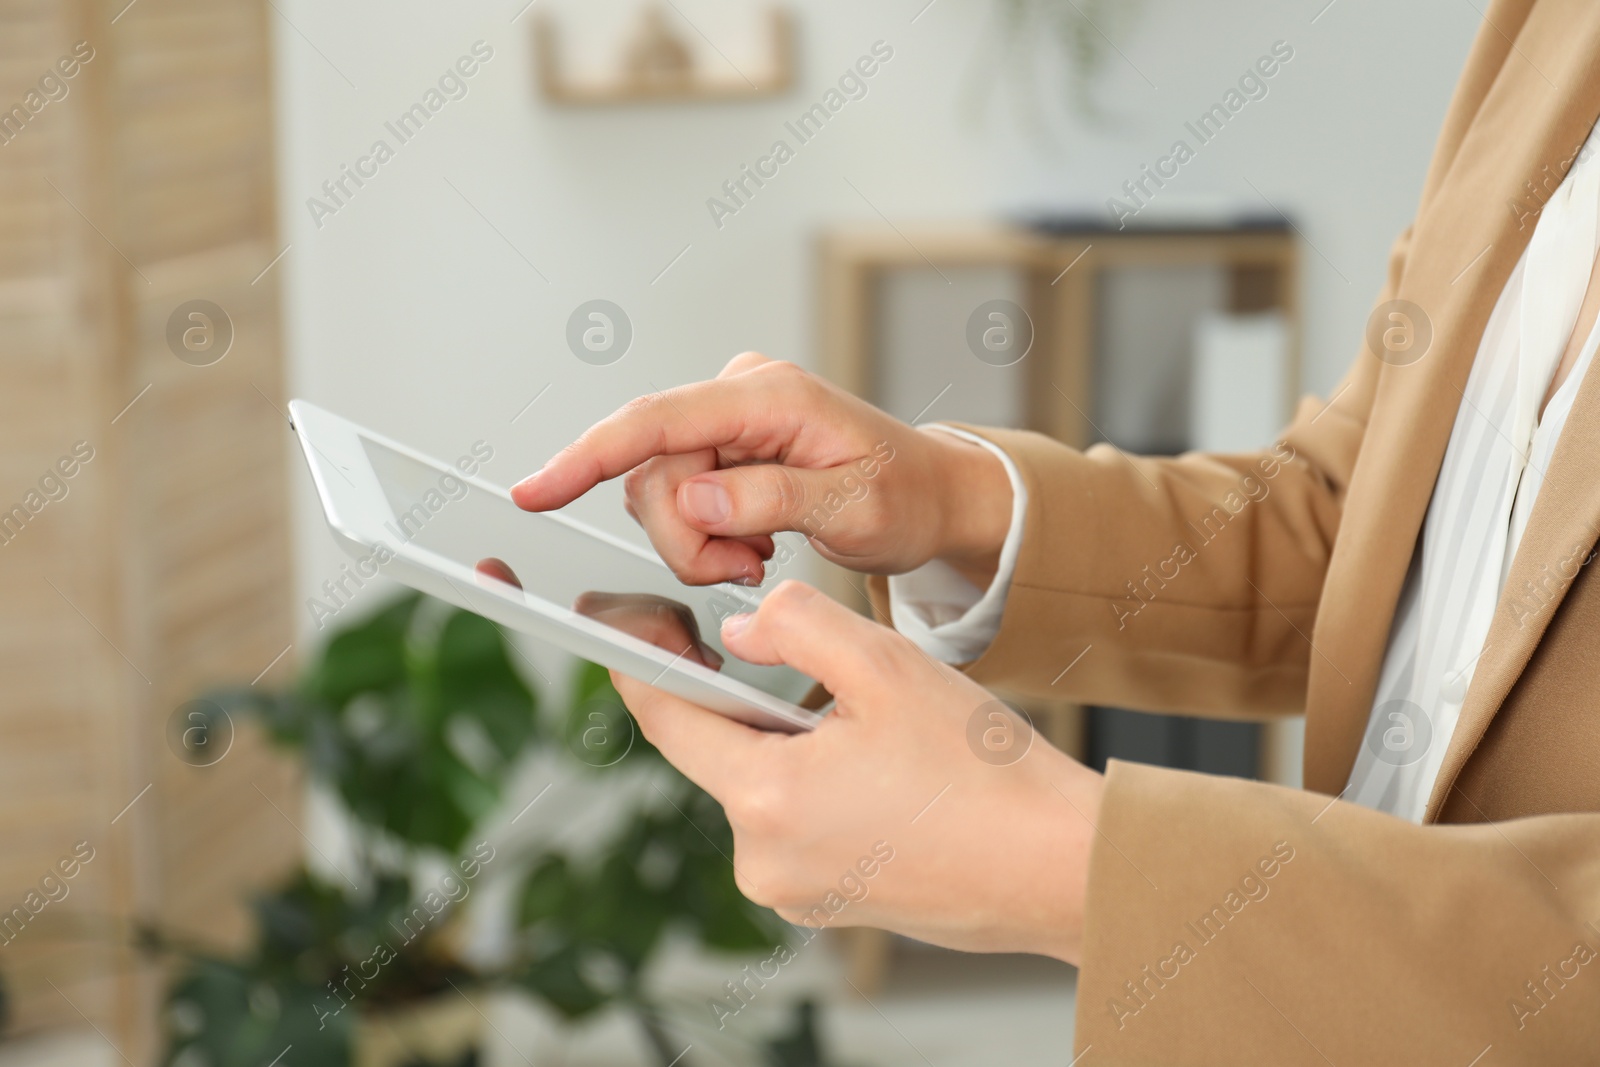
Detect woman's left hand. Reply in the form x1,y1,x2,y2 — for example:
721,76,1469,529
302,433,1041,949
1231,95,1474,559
610,580,1104,964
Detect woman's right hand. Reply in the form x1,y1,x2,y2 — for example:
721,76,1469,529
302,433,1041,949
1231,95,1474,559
511,353,1014,587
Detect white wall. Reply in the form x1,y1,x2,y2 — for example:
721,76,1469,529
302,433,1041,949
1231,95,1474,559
275,0,1480,634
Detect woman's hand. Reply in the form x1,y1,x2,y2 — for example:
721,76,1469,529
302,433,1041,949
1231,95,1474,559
610,580,1103,963
511,353,1013,587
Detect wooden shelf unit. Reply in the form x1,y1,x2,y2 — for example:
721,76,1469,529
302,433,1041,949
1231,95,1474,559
816,221,1301,992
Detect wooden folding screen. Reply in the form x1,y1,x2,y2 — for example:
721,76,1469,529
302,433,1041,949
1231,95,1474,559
0,0,299,1057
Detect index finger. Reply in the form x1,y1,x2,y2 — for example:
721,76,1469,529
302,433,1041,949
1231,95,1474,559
511,375,790,512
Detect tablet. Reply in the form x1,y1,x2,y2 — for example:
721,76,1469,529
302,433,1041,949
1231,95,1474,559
287,399,823,733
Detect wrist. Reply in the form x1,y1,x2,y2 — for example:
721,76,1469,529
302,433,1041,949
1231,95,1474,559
1012,743,1100,965
923,428,1014,586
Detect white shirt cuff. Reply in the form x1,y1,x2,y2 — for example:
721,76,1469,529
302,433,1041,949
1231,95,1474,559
886,426,1028,664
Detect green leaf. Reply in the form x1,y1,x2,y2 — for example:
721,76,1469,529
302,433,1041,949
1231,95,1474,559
582,853,670,971
513,944,608,1020
240,592,542,854
306,593,421,708
162,958,352,1067
517,856,573,927
435,613,538,744
563,662,661,767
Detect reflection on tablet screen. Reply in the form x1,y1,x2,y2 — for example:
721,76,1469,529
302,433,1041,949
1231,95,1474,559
360,436,812,704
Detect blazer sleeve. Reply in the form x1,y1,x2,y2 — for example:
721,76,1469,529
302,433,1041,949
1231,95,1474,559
1074,759,1600,1064
865,229,1412,720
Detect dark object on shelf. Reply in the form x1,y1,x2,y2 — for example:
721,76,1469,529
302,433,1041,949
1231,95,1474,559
1027,211,1293,237
1086,708,1261,780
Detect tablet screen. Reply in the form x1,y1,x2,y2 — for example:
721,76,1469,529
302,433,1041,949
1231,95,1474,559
358,436,816,704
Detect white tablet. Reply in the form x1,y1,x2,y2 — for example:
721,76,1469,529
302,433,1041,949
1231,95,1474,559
288,399,824,733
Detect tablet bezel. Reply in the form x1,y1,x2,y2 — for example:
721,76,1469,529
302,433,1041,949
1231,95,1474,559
287,399,823,734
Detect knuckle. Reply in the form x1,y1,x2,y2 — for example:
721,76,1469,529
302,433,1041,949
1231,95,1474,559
617,392,662,422
733,858,789,910
617,463,656,505
621,465,649,500
766,465,809,522
763,579,815,614
728,780,783,837
723,350,770,374
756,359,805,384
667,560,704,585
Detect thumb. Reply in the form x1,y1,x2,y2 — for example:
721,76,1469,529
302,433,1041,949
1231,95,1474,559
678,464,866,541
720,581,922,702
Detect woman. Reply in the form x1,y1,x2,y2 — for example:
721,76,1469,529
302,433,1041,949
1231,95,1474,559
514,2,1600,1059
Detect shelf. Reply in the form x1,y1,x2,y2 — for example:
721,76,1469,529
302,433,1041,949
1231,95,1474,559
534,7,793,107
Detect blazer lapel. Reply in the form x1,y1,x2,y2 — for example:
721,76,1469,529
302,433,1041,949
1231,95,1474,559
1420,9,1600,822
1305,0,1600,797
1424,331,1600,822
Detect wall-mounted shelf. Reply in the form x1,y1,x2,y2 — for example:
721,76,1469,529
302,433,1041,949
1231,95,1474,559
534,6,793,106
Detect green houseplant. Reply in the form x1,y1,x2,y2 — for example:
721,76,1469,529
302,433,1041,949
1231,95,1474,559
153,591,841,1067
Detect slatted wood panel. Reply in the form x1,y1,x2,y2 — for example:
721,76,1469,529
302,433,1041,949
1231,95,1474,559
0,0,124,1042
0,0,299,1057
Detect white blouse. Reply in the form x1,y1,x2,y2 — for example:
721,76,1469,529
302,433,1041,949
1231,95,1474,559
890,120,1600,822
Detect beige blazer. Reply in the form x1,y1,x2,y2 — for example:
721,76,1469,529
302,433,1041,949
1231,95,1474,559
875,1,1600,1061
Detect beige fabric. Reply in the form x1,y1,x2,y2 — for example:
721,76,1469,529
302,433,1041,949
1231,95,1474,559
866,1,1600,1059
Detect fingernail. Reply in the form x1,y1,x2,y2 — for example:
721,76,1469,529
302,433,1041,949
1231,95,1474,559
683,480,731,525
722,613,753,639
